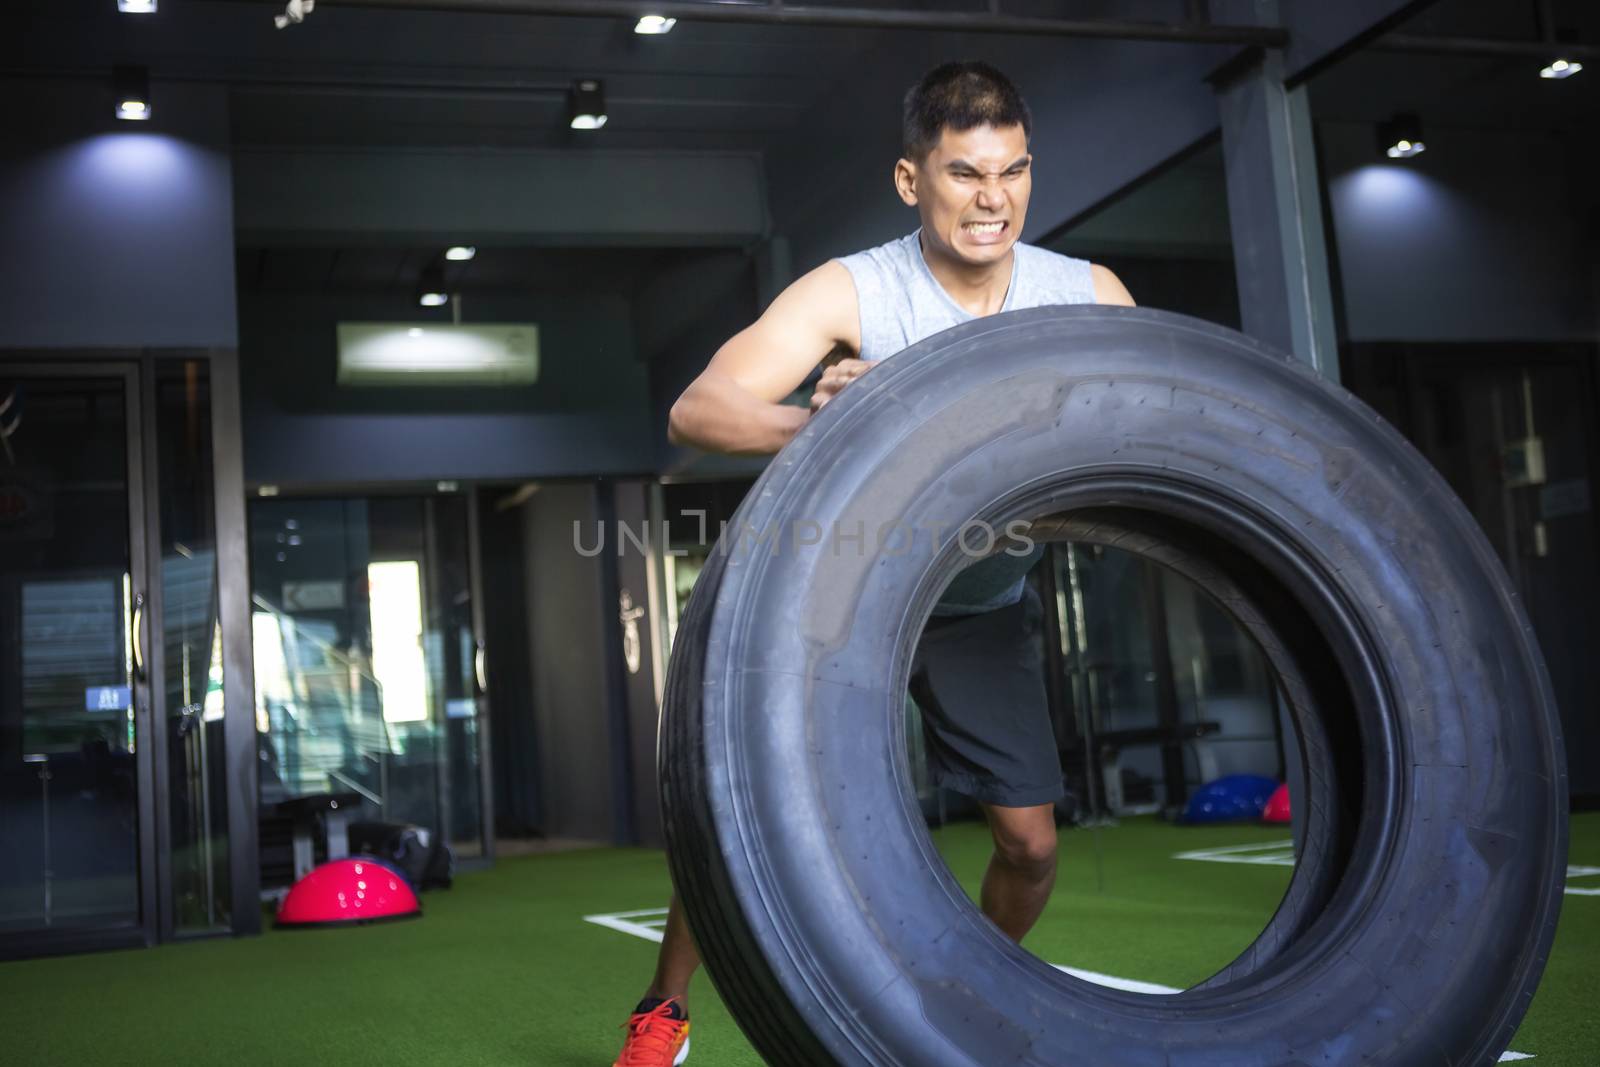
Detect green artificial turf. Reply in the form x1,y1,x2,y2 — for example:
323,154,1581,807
1,815,1594,1066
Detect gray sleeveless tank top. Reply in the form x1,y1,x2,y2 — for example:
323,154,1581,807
836,230,1098,615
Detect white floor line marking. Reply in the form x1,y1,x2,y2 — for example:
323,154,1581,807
1172,841,1296,866
584,908,669,943
583,907,1535,1060
1564,865,1600,896
594,907,675,919
1175,844,1595,901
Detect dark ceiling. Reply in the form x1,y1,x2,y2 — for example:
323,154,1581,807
1310,0,1599,132
10,0,1131,151
235,244,691,295
14,0,1594,298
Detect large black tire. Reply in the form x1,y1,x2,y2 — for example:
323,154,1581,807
660,306,1566,1067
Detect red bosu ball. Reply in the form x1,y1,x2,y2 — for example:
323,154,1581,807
1262,783,1292,825
276,857,422,928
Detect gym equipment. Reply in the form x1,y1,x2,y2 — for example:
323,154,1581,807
347,820,455,891
271,791,365,884
1180,773,1279,824
660,306,1566,1066
1264,782,1293,825
275,857,421,928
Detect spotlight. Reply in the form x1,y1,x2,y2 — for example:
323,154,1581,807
568,79,607,130
417,264,448,308
117,0,157,11
1539,58,1583,79
445,246,476,261
634,14,676,35
115,66,152,121
1377,113,1425,160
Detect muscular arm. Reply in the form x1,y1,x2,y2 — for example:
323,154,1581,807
1091,264,1136,307
668,260,861,456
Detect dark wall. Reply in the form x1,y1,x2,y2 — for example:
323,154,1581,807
1321,121,1598,343
239,289,655,484
1343,342,1600,801
521,481,620,842
636,251,771,479
234,148,767,247
0,79,237,350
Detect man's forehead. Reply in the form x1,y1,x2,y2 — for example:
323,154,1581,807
928,123,1030,163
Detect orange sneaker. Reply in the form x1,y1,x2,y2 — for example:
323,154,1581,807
613,997,691,1067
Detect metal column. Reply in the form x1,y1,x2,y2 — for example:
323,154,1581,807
1214,43,1339,853
211,347,262,935
1213,49,1341,380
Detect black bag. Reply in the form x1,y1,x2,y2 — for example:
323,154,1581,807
347,821,454,891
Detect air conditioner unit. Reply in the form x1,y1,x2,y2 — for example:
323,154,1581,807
336,322,540,386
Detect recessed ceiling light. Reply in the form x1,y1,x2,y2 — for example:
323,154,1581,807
114,66,151,121
635,15,676,35
1377,113,1426,160
117,0,157,12
568,79,607,131
1540,58,1584,79
417,264,449,307
445,246,476,261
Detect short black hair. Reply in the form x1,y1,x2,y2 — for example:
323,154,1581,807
902,61,1032,161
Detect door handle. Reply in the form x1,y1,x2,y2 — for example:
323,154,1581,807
474,644,488,694
131,591,147,682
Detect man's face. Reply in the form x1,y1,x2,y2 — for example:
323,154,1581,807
896,123,1032,268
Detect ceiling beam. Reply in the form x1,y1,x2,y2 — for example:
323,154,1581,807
204,0,1288,46
1375,34,1598,61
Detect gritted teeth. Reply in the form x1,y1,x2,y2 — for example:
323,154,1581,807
963,221,1006,234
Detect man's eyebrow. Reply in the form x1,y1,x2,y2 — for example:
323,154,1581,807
944,156,1032,172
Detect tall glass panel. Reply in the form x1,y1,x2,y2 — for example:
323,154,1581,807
1048,540,1285,817
0,374,140,934
155,359,230,932
426,496,484,859
249,493,484,887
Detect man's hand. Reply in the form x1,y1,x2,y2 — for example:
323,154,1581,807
809,358,873,413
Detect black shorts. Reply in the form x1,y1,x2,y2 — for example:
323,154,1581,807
908,586,1065,808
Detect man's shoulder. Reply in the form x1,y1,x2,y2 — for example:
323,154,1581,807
835,230,919,269
1015,242,1097,302
1014,241,1090,271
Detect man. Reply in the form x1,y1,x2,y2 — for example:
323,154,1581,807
613,60,1135,1067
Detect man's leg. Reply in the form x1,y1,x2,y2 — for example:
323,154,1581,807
979,801,1059,943
612,893,697,1065
643,892,701,1004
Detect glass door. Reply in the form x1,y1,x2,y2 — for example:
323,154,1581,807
248,490,489,891
150,358,232,936
0,364,155,954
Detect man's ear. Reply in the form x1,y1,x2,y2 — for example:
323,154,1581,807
894,157,918,207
